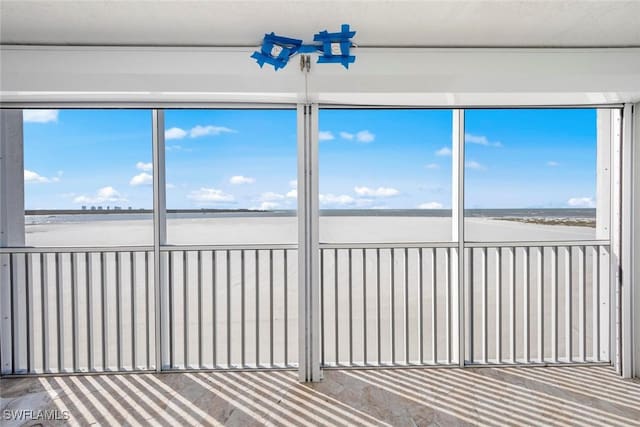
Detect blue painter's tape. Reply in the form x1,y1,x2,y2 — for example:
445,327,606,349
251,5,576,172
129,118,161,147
313,24,357,42
251,25,356,70
251,32,306,70
313,24,357,69
299,44,322,54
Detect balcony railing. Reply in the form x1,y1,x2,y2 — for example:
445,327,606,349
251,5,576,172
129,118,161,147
319,243,459,367
160,245,298,370
1,240,611,375
0,246,155,374
465,241,611,365
0,244,298,375
318,240,611,368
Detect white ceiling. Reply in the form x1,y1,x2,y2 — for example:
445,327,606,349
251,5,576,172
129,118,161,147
1,0,640,47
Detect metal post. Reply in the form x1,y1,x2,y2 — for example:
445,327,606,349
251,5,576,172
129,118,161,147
152,109,167,371
610,109,622,370
452,109,465,367
620,104,634,378
298,103,321,382
633,102,640,379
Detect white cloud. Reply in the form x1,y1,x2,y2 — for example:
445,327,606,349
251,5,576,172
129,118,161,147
73,186,126,204
339,131,354,140
547,161,560,167
465,133,502,147
165,127,188,140
187,188,234,204
436,147,452,156
229,175,255,185
254,201,280,210
319,194,355,206
286,189,297,198
418,202,444,209
353,186,399,197
356,130,375,143
166,183,177,189
166,125,235,140
95,186,122,201
136,161,153,172
425,163,440,169
465,160,486,170
189,125,235,138
567,197,595,208
130,172,153,186
24,169,57,184
260,192,285,201
23,110,58,123
289,179,297,188
319,131,335,141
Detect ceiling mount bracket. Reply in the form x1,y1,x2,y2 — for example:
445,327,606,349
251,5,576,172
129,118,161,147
300,55,311,72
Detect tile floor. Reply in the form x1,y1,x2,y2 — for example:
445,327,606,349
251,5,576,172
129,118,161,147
1,366,639,426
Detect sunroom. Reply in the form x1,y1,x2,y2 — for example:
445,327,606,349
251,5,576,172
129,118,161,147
1,1,640,425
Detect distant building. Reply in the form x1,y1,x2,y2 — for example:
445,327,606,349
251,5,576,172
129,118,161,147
81,205,87,210
90,206,96,211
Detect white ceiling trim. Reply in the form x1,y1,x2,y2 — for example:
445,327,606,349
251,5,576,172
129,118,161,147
1,46,639,105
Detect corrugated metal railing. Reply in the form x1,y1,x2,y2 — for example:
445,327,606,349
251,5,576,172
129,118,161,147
1,240,611,375
0,247,156,374
160,245,298,370
319,240,611,368
319,243,460,367
0,244,298,375
465,241,611,365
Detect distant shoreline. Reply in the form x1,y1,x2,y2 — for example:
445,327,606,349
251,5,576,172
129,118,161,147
25,209,257,215
497,217,596,228
25,208,597,219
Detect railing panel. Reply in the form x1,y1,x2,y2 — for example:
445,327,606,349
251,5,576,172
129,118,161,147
466,243,610,365
320,243,459,367
1,249,156,375
161,247,298,370
1,241,610,375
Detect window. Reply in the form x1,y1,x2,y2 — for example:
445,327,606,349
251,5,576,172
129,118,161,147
164,109,298,244
464,109,600,242
23,109,153,246
319,109,454,243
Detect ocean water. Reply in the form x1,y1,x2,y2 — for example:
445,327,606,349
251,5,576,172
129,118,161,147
24,208,596,225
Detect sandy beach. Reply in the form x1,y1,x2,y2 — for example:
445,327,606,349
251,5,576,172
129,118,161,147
24,216,596,246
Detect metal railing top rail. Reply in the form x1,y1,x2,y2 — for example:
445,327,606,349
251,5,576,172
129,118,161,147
0,240,610,254
464,240,610,248
318,240,610,249
0,245,154,253
0,243,300,254
319,241,458,249
160,243,297,251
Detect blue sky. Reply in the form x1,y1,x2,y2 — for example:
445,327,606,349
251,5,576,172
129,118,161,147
23,108,596,210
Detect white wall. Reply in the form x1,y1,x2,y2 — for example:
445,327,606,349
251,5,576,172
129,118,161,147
1,46,640,106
